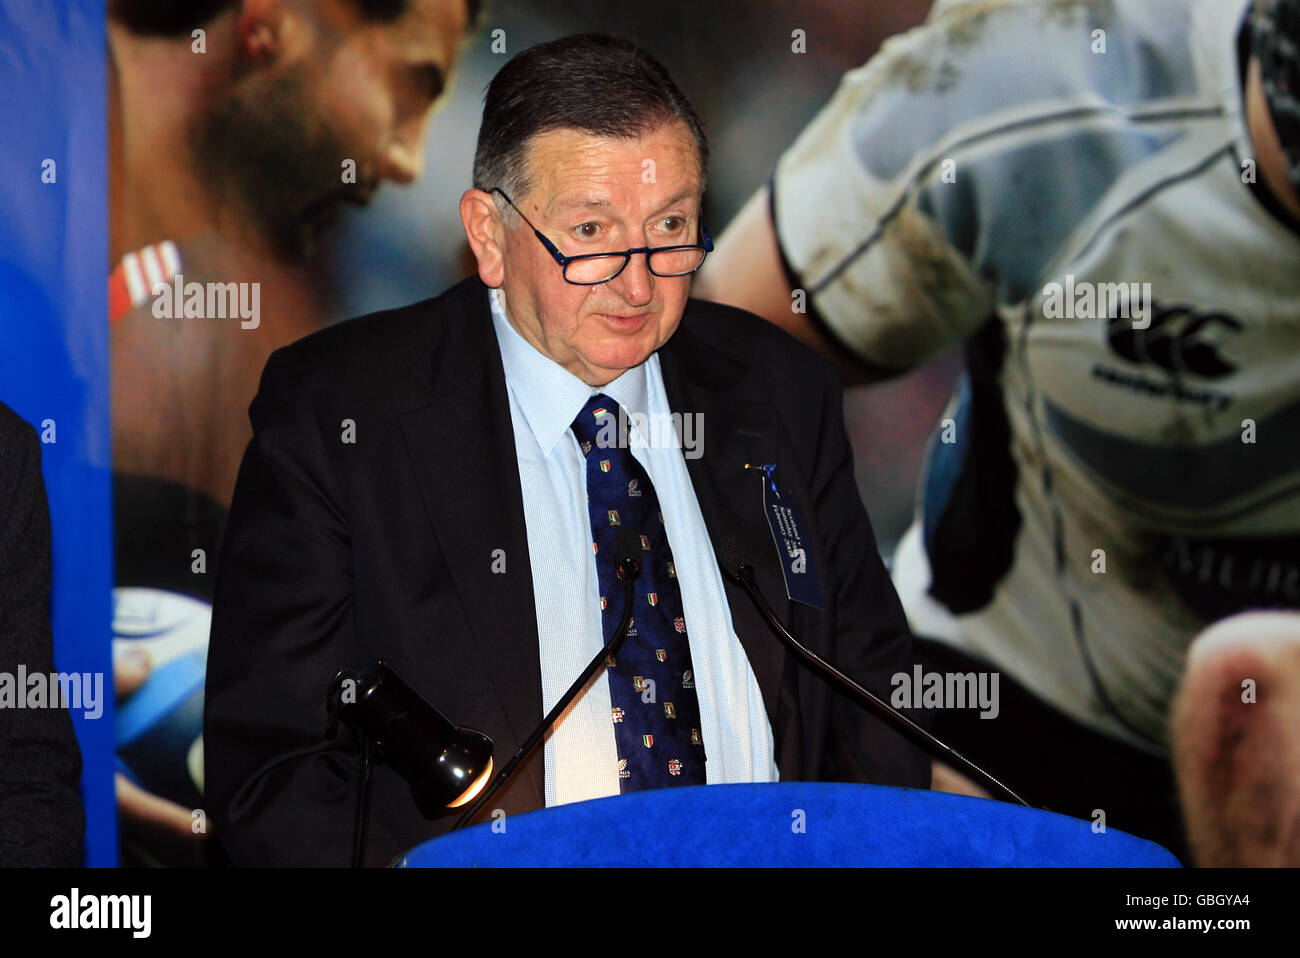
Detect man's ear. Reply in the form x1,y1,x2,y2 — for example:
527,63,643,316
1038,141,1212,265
236,0,287,64
460,189,507,287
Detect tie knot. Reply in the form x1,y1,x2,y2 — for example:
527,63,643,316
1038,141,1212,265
571,394,626,449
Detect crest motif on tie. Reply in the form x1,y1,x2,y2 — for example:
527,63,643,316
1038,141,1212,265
642,734,654,749
691,728,702,745
639,534,650,551
663,702,676,718
627,479,641,496
580,440,592,455
608,509,620,526
633,675,646,692
655,648,667,663
682,669,694,689
611,706,625,724
667,561,676,578
599,459,612,473
668,758,683,776
646,592,658,606
600,596,607,610
618,759,630,779
593,407,609,420
673,617,686,634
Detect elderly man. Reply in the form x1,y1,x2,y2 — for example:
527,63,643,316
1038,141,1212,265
205,33,928,867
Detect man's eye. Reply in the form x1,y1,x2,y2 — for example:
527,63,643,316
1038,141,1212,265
660,216,686,234
575,223,601,239
413,63,446,103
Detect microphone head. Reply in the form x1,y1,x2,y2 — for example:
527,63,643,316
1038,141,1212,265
614,527,642,579
327,660,494,813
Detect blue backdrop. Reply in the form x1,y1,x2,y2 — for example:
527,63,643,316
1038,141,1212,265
0,0,114,866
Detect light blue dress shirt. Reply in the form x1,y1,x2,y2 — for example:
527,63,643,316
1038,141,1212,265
488,286,778,807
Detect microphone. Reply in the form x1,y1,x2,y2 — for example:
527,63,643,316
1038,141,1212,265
451,526,645,830
326,660,495,865
717,538,1032,808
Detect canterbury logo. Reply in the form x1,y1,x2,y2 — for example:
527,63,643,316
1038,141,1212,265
1106,304,1242,379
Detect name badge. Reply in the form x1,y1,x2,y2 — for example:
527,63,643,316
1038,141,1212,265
747,464,823,609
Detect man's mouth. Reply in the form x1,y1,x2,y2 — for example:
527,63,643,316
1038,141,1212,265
597,311,652,326
303,181,378,222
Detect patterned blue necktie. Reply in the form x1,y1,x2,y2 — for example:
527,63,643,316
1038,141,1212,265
571,394,707,791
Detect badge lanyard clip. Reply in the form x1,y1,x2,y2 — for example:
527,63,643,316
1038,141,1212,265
744,462,780,499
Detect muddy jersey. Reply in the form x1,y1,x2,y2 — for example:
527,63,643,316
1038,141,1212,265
772,0,1300,750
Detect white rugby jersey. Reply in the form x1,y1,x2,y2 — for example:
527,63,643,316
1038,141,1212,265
772,0,1300,751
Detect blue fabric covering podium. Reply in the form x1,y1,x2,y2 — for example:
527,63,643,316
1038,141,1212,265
395,783,1181,867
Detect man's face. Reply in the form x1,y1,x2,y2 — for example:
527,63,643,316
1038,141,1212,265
496,122,705,386
197,0,468,259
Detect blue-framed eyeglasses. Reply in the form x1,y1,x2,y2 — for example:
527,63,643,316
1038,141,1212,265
490,187,714,286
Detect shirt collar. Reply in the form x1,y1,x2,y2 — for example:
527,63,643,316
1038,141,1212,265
489,286,654,455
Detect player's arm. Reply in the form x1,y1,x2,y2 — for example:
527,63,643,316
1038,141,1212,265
695,180,936,390
698,14,996,387
694,189,898,386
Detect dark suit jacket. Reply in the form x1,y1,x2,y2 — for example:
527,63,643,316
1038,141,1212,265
205,277,929,866
0,400,84,866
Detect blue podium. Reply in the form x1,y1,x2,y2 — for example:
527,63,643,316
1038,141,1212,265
395,783,1181,867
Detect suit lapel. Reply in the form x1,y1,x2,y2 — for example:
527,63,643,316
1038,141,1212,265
398,282,544,805
658,317,792,741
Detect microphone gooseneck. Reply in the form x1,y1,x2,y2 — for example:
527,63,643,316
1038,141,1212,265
719,547,1032,809
452,526,645,830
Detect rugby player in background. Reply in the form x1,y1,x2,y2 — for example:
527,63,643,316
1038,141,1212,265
108,0,475,863
697,0,1300,863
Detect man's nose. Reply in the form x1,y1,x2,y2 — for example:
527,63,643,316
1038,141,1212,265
376,119,428,185
609,248,654,307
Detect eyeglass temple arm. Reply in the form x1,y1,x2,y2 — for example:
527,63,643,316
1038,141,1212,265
534,230,570,265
